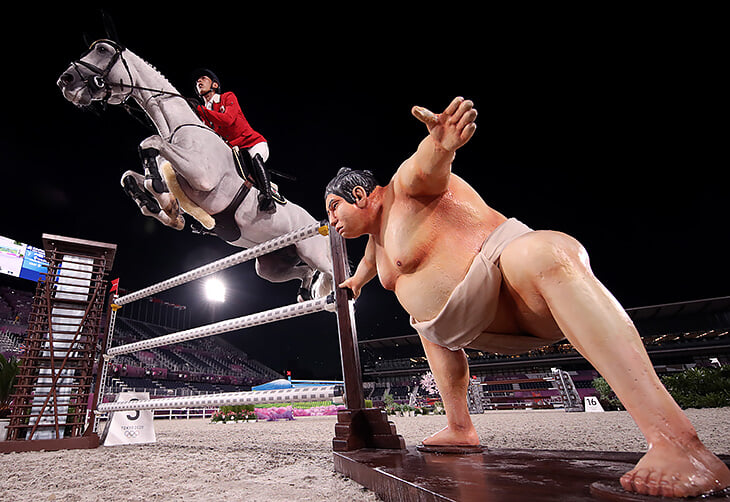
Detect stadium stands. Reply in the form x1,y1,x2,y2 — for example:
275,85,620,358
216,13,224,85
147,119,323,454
359,297,730,410
0,283,283,400
0,285,33,333
2,277,728,412
107,316,283,396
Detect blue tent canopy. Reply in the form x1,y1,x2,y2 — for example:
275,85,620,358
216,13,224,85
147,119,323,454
251,379,292,391
251,379,343,391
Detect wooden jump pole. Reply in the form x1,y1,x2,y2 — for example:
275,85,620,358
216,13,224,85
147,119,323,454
328,227,405,451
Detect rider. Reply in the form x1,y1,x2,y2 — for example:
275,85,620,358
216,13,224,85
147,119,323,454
193,68,278,213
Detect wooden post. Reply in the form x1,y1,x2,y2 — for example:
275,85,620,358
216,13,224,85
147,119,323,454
328,227,405,451
0,234,116,453
329,226,365,410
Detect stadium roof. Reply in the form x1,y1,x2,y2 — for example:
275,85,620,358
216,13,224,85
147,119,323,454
359,333,422,350
626,296,730,321
359,296,730,350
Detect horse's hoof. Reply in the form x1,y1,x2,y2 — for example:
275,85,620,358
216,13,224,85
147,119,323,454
122,174,160,214
297,288,312,303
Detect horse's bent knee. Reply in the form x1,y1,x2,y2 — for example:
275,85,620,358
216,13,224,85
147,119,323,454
139,136,163,151
254,257,274,280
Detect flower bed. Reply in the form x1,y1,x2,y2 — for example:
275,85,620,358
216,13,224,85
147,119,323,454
210,406,257,423
211,403,345,423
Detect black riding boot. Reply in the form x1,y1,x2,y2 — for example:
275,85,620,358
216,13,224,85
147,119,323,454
250,153,276,213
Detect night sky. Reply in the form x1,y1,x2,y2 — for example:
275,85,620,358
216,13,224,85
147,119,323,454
1,7,725,379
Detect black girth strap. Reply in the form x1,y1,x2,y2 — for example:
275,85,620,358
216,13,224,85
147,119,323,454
211,180,252,242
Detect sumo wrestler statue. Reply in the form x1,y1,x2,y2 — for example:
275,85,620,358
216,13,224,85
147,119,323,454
324,97,730,498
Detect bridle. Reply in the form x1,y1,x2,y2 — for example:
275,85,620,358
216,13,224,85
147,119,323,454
70,39,197,106
68,39,135,104
67,39,203,135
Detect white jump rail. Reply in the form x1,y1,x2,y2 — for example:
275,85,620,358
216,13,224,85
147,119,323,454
93,221,333,432
98,386,339,413
114,222,329,306
107,295,334,356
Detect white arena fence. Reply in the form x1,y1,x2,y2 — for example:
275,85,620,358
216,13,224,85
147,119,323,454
95,222,339,431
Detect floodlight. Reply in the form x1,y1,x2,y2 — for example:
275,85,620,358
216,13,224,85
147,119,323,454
204,277,226,303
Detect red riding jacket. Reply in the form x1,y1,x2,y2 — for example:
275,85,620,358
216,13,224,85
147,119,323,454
196,92,266,149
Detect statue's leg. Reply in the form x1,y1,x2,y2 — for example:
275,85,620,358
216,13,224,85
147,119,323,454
498,230,730,498
418,335,480,448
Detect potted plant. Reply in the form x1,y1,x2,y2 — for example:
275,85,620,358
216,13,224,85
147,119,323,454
383,393,396,415
1,354,20,440
243,404,257,422
592,377,624,411
661,366,730,409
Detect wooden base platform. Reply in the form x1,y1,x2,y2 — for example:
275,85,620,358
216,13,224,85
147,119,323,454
334,446,730,502
0,434,99,453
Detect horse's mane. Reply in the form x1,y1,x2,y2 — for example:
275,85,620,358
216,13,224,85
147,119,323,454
123,48,180,95
116,47,203,132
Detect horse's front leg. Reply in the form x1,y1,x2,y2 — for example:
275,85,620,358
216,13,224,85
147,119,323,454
138,146,168,195
140,135,220,192
120,170,184,230
137,146,183,216
138,137,217,230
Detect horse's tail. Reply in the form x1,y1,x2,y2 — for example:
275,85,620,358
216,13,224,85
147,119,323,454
160,161,216,230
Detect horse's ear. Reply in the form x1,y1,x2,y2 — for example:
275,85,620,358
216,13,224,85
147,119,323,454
100,9,122,47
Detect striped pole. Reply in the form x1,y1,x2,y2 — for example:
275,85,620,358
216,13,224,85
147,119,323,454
114,222,329,306
98,385,339,412
107,295,335,356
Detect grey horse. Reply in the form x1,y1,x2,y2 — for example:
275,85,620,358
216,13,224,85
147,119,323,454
58,39,333,300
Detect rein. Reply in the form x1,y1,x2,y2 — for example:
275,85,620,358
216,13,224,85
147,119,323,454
72,39,207,138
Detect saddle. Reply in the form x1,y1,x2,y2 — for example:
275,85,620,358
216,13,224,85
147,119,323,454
209,179,252,242
187,147,290,241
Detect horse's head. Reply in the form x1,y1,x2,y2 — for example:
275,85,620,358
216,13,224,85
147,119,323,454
57,39,133,107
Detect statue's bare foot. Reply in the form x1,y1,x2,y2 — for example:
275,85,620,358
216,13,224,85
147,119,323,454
421,424,480,447
620,437,730,498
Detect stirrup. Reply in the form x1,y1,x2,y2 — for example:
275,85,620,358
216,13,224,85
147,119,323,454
270,182,287,205
190,220,215,236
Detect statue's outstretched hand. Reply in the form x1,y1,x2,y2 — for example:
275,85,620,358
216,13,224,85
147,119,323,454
412,96,477,152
